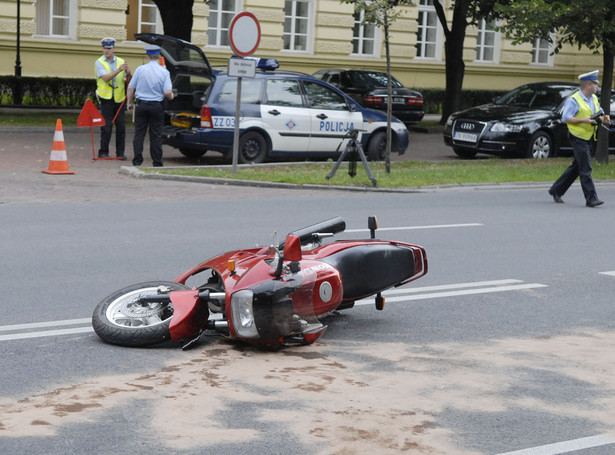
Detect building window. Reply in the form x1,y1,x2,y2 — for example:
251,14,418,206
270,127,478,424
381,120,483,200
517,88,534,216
475,19,499,63
416,0,439,59
208,0,240,47
352,11,378,56
283,0,312,52
36,0,70,37
532,37,554,65
126,0,163,40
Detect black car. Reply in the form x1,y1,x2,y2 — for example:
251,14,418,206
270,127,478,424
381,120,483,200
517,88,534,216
312,68,424,125
443,81,615,159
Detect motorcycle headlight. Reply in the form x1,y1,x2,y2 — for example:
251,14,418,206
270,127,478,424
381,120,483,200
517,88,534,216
491,122,522,133
230,290,258,338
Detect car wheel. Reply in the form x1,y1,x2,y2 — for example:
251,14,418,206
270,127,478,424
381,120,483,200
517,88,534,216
527,131,553,159
238,131,268,164
452,147,477,159
179,149,206,160
367,131,387,161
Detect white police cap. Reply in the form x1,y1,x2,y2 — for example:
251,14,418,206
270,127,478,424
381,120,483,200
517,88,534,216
101,37,116,48
144,44,161,55
578,70,599,83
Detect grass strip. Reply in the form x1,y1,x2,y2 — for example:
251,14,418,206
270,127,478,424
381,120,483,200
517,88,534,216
148,158,615,188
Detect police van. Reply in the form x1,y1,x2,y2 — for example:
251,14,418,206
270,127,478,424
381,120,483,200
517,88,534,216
136,33,409,164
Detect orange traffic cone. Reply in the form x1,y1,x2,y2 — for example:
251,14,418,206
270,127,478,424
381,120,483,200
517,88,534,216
42,119,75,175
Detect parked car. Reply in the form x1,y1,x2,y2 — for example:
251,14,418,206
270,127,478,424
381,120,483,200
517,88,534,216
312,68,424,125
443,81,615,159
134,34,409,163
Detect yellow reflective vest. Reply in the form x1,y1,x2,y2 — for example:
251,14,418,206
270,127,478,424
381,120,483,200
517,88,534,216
567,91,600,140
96,56,126,102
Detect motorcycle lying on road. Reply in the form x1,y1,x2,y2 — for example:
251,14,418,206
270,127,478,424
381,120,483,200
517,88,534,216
92,216,428,349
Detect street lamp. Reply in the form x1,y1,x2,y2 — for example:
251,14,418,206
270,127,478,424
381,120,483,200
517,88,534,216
14,0,22,105
15,0,21,77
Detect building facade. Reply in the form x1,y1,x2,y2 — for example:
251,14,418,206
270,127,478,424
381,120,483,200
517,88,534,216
0,0,607,91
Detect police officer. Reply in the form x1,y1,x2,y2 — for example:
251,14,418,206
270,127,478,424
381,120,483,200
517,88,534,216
95,37,130,160
549,70,611,207
126,44,174,167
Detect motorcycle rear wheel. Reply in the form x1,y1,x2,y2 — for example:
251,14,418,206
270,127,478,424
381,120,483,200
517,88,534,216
92,281,189,347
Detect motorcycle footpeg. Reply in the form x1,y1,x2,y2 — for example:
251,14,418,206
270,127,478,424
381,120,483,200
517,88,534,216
181,331,203,350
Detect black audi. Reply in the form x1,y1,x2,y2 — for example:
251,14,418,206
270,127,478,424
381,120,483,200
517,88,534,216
443,82,615,159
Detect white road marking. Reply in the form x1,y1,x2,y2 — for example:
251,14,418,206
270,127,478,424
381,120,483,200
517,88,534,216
0,278,546,342
0,326,93,341
496,433,615,455
599,271,615,276
345,223,483,233
0,318,91,332
355,280,548,306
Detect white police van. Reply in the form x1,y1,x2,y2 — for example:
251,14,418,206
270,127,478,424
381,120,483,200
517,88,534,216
136,33,409,164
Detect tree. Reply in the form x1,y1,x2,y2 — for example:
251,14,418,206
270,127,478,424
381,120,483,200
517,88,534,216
152,0,194,41
495,0,615,163
343,0,414,173
432,0,504,124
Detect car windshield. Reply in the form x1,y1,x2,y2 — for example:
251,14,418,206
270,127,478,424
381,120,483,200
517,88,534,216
345,71,404,89
495,85,576,110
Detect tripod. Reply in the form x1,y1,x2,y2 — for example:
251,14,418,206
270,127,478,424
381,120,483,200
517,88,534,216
326,129,377,187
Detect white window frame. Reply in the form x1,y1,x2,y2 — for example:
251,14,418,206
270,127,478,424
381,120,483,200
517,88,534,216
138,0,163,34
35,0,77,40
283,0,314,53
531,36,555,66
352,10,381,58
475,19,500,63
207,0,241,48
415,0,442,60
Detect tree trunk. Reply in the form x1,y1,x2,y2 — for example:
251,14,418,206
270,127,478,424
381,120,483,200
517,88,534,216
434,0,470,124
595,38,614,164
152,0,194,41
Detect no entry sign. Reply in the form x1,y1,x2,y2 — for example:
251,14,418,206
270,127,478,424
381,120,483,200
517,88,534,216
229,12,261,57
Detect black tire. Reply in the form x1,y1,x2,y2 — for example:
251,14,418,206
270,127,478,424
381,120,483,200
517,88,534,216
238,131,268,164
452,146,478,159
179,149,206,160
92,281,189,347
526,131,553,159
367,131,387,161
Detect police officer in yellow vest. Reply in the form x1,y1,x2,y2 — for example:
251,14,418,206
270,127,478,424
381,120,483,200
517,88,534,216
549,70,611,207
95,37,130,160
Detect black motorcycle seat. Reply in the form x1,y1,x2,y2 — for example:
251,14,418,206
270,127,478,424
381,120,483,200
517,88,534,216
320,244,415,301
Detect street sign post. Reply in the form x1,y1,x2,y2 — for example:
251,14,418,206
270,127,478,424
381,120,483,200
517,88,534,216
228,12,261,173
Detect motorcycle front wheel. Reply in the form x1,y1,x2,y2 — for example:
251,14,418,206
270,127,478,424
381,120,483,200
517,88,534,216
92,281,189,347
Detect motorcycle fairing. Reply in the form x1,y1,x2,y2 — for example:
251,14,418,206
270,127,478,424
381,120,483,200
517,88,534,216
169,289,209,341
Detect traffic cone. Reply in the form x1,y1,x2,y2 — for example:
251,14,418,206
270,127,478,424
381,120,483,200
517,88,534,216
42,119,75,175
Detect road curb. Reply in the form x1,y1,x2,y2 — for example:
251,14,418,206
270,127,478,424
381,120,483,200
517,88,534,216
117,165,612,194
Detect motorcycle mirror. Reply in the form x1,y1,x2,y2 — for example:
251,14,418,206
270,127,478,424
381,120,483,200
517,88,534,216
283,234,302,262
368,216,378,239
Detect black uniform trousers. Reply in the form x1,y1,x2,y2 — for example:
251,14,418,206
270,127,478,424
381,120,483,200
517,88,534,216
549,133,598,203
133,100,164,167
99,98,126,157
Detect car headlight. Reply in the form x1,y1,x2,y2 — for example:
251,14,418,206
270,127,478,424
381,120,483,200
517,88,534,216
446,116,454,127
491,122,523,133
230,290,258,338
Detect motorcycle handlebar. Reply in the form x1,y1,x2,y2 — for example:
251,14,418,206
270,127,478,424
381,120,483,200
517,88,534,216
279,216,346,249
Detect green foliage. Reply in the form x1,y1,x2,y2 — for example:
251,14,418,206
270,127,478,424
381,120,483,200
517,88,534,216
0,76,94,107
495,0,615,51
341,0,415,27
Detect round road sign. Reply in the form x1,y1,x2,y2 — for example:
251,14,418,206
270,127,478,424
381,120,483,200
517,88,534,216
229,12,261,57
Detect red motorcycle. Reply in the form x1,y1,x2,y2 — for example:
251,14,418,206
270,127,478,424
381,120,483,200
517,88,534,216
92,216,428,349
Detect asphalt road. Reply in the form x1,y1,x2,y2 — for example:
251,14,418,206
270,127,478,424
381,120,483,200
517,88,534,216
2,126,615,455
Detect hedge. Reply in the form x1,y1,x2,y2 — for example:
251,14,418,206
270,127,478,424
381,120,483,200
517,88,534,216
0,75,507,114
